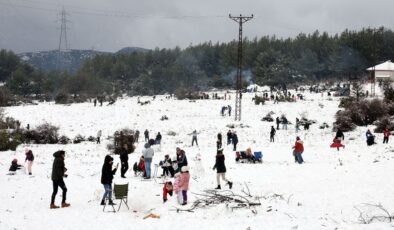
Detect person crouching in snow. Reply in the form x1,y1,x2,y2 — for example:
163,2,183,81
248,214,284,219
9,159,22,174
213,148,233,189
330,137,345,151
162,181,173,203
292,137,304,164
178,166,190,205
101,155,118,205
173,172,183,204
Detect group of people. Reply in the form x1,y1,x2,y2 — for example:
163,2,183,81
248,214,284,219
220,105,232,116
226,130,239,151
8,148,34,175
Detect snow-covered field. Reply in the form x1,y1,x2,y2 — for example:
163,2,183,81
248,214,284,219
1,90,394,230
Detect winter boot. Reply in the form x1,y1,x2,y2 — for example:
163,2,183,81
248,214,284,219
50,204,60,209
215,185,221,189
100,199,105,206
108,200,116,205
61,202,70,208
228,181,233,189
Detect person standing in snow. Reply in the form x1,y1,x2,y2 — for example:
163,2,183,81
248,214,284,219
217,132,222,150
144,129,149,142
232,132,238,151
176,149,188,173
155,132,162,145
97,130,102,144
383,127,390,144
134,130,140,143
142,143,154,179
213,148,232,190
295,118,300,133
335,128,344,141
120,144,129,178
25,149,34,175
191,130,198,146
178,166,190,205
282,117,288,130
276,117,280,130
50,150,70,209
366,129,375,146
228,105,232,116
292,137,304,164
173,172,183,204
227,130,232,145
100,155,118,205
270,126,276,142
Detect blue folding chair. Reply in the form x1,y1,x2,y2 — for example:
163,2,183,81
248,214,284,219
253,152,263,163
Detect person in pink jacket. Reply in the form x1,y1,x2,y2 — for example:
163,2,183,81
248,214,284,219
173,172,183,204
178,166,190,205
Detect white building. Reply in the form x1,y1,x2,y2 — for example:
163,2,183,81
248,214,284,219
367,60,394,82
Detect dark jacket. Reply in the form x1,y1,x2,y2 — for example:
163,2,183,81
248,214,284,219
217,133,222,142
232,134,238,144
335,130,344,140
120,148,129,163
25,150,34,161
156,133,162,141
213,153,226,173
270,127,276,136
101,155,117,184
227,131,232,140
177,152,188,169
51,151,65,181
9,162,22,172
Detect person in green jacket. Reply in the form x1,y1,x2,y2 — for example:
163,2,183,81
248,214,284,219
50,150,70,209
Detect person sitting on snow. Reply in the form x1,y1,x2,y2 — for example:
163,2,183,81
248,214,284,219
133,156,145,177
160,154,174,177
9,159,22,173
162,181,173,203
245,148,256,163
366,129,375,146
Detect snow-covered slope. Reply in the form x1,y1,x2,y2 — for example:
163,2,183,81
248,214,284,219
1,91,394,230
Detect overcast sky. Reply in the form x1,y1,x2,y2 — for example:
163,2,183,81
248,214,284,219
0,0,393,53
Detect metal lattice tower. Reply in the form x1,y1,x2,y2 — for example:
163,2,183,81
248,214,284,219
58,7,70,51
229,14,253,121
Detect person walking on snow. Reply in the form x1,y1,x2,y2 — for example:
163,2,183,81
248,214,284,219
191,130,198,146
270,126,276,142
97,130,102,144
120,144,129,178
100,155,118,205
227,130,232,145
213,148,233,189
142,143,154,179
276,117,280,130
155,132,162,145
25,149,34,175
144,129,149,142
217,132,222,150
232,132,238,151
292,137,304,164
383,127,390,144
50,150,70,209
295,118,300,133
228,105,232,116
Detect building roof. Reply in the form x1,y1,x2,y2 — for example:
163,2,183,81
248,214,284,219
367,60,394,71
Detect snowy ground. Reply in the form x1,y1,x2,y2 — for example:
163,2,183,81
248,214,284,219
1,90,394,230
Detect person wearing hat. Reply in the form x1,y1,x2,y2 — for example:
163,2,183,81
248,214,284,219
178,166,190,205
50,150,70,209
100,155,118,205
213,148,233,189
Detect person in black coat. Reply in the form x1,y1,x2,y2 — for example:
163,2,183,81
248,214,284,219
213,148,232,189
176,150,188,173
120,144,129,178
217,132,222,150
50,150,69,209
226,130,232,145
155,132,162,145
270,126,276,142
101,155,118,205
25,149,34,175
232,132,239,151
9,159,22,172
335,128,344,141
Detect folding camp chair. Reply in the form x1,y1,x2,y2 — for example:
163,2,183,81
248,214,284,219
254,152,263,163
113,183,129,211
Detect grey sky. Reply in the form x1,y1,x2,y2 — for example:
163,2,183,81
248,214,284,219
0,0,393,53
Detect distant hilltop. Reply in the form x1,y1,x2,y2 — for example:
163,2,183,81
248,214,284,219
18,47,149,73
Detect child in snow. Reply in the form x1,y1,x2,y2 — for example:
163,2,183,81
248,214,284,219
133,156,145,176
25,149,34,175
162,181,173,203
292,137,304,164
9,159,22,173
213,148,233,189
160,154,174,177
178,166,190,205
173,172,183,204
330,137,345,151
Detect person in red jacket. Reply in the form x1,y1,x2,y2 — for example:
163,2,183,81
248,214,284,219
292,136,304,164
383,127,390,144
162,181,173,203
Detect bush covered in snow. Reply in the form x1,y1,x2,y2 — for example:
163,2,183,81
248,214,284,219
24,122,59,144
374,116,394,133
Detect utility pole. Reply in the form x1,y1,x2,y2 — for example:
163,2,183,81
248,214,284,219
229,14,253,121
58,7,70,51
